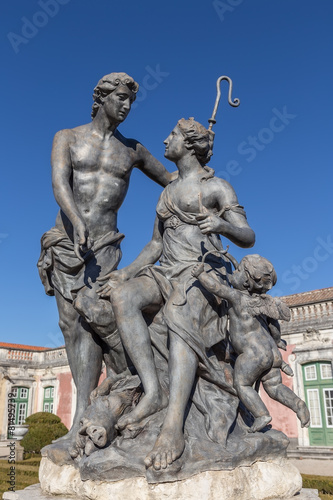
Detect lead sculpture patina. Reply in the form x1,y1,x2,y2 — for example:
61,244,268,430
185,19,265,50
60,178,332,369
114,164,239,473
39,75,309,484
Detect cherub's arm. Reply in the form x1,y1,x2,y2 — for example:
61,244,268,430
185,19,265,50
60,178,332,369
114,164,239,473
267,317,287,350
191,263,238,303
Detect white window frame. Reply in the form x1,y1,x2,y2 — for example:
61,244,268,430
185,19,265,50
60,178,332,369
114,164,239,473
323,387,333,428
305,364,317,381
43,386,55,413
17,403,27,425
320,363,333,380
20,388,28,399
307,388,322,428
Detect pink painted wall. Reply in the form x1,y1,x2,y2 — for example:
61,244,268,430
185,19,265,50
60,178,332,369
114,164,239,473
261,345,299,438
56,372,73,430
55,369,106,429
98,369,107,385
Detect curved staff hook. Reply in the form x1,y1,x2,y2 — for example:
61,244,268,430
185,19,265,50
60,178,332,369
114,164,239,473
208,76,240,131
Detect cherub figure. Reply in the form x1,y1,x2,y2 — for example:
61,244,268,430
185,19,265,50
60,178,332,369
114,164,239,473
192,254,310,433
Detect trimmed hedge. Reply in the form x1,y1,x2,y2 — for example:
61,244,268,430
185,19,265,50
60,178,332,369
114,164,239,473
20,412,68,453
302,474,333,497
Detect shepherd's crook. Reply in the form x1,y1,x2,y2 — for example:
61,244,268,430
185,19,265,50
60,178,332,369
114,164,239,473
208,76,240,130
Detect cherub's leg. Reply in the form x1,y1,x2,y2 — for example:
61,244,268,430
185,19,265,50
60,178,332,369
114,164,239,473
111,277,167,430
262,368,310,428
234,353,272,432
144,331,198,470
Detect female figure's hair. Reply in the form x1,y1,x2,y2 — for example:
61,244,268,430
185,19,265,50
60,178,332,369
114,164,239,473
177,117,214,166
91,72,139,119
239,254,277,292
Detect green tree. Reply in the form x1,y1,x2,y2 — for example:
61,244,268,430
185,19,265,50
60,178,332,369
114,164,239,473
20,412,68,453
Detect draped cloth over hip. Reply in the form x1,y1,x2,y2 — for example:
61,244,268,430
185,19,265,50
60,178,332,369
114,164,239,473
37,227,124,301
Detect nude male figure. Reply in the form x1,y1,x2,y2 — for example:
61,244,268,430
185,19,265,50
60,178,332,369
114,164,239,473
38,73,173,441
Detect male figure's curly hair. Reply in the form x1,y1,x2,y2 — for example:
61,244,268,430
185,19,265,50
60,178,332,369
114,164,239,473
238,254,277,292
177,117,214,166
91,72,139,119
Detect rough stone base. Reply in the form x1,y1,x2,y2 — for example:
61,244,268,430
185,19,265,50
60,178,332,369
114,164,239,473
18,456,315,500
3,484,73,499
2,484,321,500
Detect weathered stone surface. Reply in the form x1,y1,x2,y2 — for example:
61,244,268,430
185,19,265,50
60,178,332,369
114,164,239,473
3,483,73,499
5,487,321,500
292,489,320,500
3,485,320,500
36,456,307,500
42,380,291,483
78,424,290,484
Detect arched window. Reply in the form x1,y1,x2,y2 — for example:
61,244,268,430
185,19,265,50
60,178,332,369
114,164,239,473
303,361,333,446
43,386,54,413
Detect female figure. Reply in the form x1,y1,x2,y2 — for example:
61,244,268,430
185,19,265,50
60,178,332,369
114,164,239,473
100,118,255,469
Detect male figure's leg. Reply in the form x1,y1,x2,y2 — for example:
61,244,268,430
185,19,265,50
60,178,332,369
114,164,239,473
73,284,130,378
71,243,130,380
55,290,103,439
111,276,167,430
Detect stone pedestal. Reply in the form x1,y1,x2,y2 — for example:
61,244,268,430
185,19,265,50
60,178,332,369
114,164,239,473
15,443,24,461
2,485,320,500
2,456,320,500
0,441,24,461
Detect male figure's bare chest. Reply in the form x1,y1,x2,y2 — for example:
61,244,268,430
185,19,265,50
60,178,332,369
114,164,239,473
70,134,134,178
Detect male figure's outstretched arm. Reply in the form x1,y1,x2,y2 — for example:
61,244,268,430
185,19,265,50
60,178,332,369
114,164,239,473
135,142,175,187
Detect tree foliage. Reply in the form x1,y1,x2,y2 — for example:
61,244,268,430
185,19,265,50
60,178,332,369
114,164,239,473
20,412,68,453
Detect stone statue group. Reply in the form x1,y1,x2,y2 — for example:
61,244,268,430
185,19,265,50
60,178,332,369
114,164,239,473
38,72,310,480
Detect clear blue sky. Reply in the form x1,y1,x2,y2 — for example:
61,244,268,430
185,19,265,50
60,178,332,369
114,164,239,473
1,0,332,347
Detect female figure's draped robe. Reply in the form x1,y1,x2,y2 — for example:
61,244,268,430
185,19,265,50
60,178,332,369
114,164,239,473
140,180,243,444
